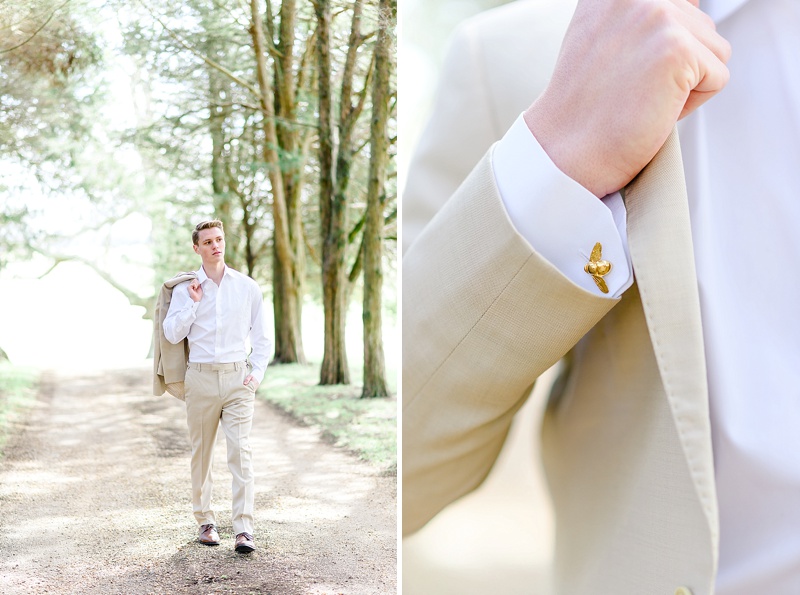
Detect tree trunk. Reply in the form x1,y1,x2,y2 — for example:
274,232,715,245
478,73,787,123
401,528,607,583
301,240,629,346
249,0,305,364
207,45,239,270
361,0,394,398
274,0,307,362
316,0,350,384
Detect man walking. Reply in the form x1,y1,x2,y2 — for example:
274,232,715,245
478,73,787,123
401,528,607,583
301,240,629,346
163,219,270,553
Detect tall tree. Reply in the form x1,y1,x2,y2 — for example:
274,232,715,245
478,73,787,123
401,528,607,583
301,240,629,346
248,0,306,363
361,0,394,398
204,12,237,266
316,0,374,385
123,0,314,363
268,0,316,364
315,0,347,384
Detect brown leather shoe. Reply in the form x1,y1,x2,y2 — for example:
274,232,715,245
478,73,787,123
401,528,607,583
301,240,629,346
198,523,220,545
234,532,255,553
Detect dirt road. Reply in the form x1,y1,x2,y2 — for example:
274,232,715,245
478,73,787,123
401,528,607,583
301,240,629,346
0,365,396,594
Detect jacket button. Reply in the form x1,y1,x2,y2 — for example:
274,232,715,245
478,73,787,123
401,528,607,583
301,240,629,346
675,588,693,595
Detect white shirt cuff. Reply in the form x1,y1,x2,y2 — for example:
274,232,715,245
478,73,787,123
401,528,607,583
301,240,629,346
491,114,633,298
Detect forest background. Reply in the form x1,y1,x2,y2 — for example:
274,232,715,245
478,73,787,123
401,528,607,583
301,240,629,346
0,0,396,471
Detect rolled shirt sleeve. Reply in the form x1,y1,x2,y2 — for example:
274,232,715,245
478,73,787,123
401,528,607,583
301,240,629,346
492,114,633,298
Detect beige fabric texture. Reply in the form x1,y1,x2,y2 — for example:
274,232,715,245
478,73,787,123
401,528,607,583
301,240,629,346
185,362,256,536
152,271,197,400
402,1,718,593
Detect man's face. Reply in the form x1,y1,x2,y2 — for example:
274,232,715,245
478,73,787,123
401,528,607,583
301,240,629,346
193,227,225,265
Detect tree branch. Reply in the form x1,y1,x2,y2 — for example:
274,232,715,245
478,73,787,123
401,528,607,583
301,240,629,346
348,228,365,284
136,0,263,99
0,0,72,54
348,206,396,246
303,225,321,266
348,211,366,245
209,101,319,129
33,248,155,318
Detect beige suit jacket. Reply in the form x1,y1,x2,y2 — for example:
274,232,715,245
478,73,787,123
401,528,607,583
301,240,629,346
403,1,718,594
152,271,197,400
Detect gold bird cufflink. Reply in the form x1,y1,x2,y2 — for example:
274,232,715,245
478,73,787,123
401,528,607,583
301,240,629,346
584,242,612,294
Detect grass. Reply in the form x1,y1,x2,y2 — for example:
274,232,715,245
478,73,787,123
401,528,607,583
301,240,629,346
259,362,397,475
0,363,38,455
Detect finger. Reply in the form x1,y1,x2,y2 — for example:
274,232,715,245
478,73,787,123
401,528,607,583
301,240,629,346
689,37,730,93
669,1,731,64
665,23,729,92
679,90,715,119
678,40,730,118
670,0,700,11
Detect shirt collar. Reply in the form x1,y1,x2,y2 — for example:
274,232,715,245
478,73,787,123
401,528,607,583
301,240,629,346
702,0,750,23
195,264,228,283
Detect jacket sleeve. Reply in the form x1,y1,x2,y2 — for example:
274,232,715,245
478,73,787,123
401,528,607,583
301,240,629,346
402,19,503,253
402,9,623,536
402,152,621,536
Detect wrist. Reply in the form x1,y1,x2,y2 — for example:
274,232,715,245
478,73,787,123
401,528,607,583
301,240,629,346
523,99,604,198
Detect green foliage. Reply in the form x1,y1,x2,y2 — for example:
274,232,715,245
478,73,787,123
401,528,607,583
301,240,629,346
0,0,112,277
260,363,396,474
0,364,38,455
117,0,315,286
0,0,396,368
0,204,35,272
0,0,104,182
117,0,395,298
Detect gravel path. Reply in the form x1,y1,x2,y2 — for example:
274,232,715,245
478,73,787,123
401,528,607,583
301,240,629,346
0,365,396,594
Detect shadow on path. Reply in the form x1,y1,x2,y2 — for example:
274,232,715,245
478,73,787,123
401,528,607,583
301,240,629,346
0,365,396,594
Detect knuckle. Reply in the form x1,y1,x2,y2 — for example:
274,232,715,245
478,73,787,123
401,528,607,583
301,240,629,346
719,37,732,62
641,1,672,27
655,28,692,66
719,63,731,85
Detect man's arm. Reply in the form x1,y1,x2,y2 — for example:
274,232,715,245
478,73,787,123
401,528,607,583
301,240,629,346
163,281,200,344
403,154,621,535
403,0,730,535
244,282,271,388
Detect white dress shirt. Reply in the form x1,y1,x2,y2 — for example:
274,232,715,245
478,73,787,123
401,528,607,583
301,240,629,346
163,265,271,384
493,0,800,591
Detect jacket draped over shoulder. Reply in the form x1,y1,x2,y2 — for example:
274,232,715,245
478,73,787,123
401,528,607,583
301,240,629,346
152,271,197,400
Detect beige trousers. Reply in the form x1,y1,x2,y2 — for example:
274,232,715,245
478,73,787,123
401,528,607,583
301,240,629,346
184,361,256,536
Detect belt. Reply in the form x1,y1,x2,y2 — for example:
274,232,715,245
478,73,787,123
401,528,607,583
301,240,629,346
187,361,247,372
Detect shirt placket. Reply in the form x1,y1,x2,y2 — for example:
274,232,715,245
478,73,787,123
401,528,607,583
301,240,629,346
214,281,223,363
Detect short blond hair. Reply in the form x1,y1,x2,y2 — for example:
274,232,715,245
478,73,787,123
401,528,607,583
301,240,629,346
192,219,224,245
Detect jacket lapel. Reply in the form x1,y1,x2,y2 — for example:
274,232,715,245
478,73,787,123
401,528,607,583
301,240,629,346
623,128,719,548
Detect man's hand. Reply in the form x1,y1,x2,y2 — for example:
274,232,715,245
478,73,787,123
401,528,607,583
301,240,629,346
188,280,203,303
524,0,731,198
244,375,259,391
